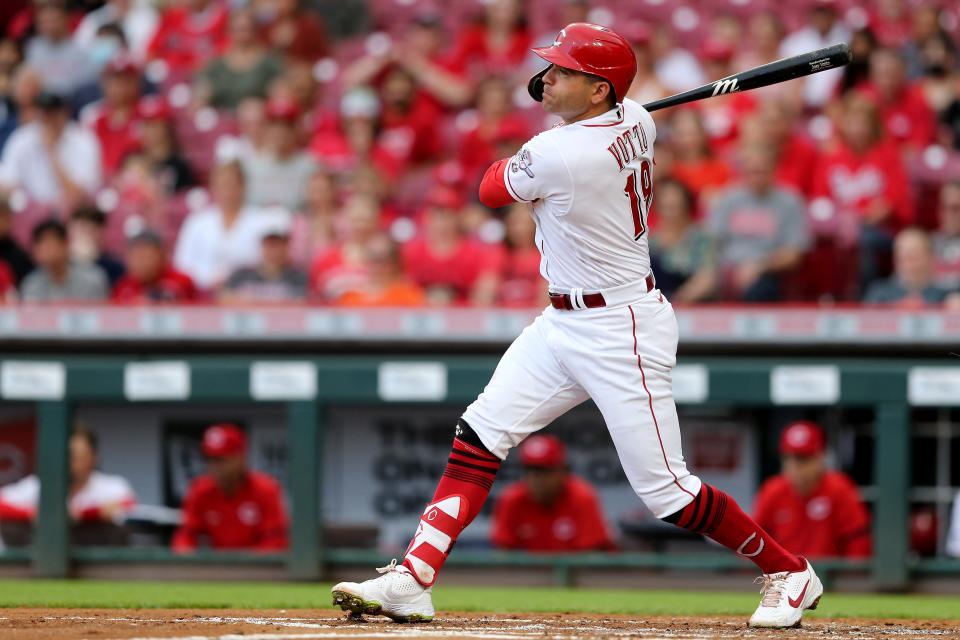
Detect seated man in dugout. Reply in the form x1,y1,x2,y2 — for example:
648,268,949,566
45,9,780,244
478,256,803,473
0,426,136,546
491,434,615,552
173,423,289,552
753,421,871,559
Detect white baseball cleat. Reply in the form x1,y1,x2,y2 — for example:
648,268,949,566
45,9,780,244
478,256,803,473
331,559,435,623
748,558,823,628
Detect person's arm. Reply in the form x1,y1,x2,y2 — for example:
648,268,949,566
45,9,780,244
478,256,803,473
672,234,717,303
255,481,289,551
834,477,872,558
752,480,776,534
399,53,472,108
490,490,521,549
573,485,616,551
171,486,202,553
947,492,960,558
341,52,392,90
43,128,92,210
480,138,572,210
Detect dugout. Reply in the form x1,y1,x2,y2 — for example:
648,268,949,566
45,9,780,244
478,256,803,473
0,305,958,593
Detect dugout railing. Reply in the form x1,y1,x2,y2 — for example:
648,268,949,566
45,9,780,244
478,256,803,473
0,355,958,591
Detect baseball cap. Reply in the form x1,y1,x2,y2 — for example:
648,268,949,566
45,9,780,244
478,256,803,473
520,434,566,468
127,228,164,248
623,21,652,46
137,95,172,121
779,421,826,457
103,54,140,77
425,186,463,211
265,97,301,123
201,423,247,458
700,39,734,63
260,208,293,239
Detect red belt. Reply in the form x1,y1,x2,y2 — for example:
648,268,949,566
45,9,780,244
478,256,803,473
549,274,655,311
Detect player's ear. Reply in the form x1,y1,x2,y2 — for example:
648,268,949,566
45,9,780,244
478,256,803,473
590,79,613,107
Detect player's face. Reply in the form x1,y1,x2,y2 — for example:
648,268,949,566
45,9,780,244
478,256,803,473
540,65,606,122
208,454,246,489
69,435,97,485
524,466,567,505
782,454,824,495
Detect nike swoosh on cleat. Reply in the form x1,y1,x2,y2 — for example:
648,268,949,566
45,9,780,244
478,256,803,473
788,579,810,608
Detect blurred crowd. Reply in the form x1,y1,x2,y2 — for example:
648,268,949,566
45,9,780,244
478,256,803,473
0,0,959,307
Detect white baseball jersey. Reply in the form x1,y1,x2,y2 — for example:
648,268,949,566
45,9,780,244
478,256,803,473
502,98,657,291
464,100,701,521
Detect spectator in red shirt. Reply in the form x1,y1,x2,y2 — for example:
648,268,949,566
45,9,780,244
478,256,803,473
868,0,912,48
457,76,530,189
309,192,383,301
309,88,404,181
448,0,531,81
147,0,228,77
336,233,425,307
813,93,913,289
257,0,328,64
83,54,142,178
472,202,544,307
666,108,732,213
402,186,493,305
754,421,871,559
112,229,197,303
137,95,196,192
491,434,614,552
740,99,819,197
695,39,757,150
173,423,289,552
859,48,936,152
0,259,13,302
342,13,471,110
375,66,443,169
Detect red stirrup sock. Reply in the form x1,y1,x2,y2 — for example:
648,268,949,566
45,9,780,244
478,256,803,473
402,420,501,586
663,483,805,575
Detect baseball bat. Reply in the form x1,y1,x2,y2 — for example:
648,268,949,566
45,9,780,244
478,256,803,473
641,43,852,113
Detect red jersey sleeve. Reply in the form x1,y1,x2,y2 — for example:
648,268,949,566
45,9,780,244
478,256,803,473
752,478,779,535
569,480,615,551
832,474,872,558
490,486,523,549
172,482,204,553
479,158,516,209
254,478,289,551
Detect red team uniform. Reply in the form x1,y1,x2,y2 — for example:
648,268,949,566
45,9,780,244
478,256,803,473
754,471,872,559
492,475,613,552
172,471,289,551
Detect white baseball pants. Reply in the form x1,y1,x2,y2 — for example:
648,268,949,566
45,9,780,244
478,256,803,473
462,287,702,518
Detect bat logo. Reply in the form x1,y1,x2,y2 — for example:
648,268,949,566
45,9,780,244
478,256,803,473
711,77,740,96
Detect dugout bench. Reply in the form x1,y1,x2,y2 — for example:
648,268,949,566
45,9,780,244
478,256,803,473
0,355,958,591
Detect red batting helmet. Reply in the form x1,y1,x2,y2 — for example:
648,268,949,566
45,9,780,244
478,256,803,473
528,23,637,104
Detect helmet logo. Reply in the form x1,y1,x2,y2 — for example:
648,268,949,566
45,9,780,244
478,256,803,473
553,28,566,46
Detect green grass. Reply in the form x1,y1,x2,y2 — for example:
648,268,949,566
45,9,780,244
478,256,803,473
0,580,957,620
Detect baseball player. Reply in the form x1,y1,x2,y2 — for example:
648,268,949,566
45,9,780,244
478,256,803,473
333,23,823,628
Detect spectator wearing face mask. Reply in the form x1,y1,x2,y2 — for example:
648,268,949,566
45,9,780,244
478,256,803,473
73,0,158,64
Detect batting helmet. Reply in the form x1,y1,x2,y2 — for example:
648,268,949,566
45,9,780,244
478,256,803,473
528,23,637,104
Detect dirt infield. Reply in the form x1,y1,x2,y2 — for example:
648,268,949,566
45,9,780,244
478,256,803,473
1,609,958,640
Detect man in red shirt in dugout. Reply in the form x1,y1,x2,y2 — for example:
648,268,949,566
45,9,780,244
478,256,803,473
173,423,289,552
753,421,872,559
491,434,614,552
